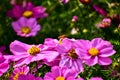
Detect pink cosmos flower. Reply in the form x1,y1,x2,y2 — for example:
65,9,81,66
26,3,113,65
90,77,103,80
56,38,84,73
18,74,43,80
72,16,78,22
61,0,69,4
10,40,59,67
43,36,67,66
77,38,116,66
12,17,40,37
96,18,111,28
44,66,81,80
9,65,29,80
92,4,108,17
0,55,9,76
7,2,48,19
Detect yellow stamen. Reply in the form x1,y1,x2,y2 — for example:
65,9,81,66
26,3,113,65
58,35,67,44
56,76,65,80
68,49,78,59
13,72,24,80
88,48,99,56
23,10,33,17
21,26,31,34
85,0,89,2
27,46,40,55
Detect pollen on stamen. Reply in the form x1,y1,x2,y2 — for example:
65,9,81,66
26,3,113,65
56,76,65,80
88,48,99,56
27,46,40,55
21,26,31,34
23,10,33,17
13,72,24,80
68,49,78,59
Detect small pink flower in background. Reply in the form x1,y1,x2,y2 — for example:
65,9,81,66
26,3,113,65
12,17,40,37
7,2,48,19
72,16,78,22
96,18,111,28
18,74,43,80
61,0,69,4
10,40,59,67
80,0,91,5
90,77,103,80
10,0,16,5
92,4,108,17
56,38,84,73
9,65,29,80
77,38,116,66
0,55,9,76
44,66,81,80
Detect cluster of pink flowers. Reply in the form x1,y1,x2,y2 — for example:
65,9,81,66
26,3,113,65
7,1,48,37
0,35,116,79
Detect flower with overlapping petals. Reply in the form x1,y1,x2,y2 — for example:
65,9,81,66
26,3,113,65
0,55,9,76
18,74,43,80
9,65,29,80
7,2,48,19
96,18,111,28
77,38,116,66
56,38,84,73
10,40,59,67
44,66,82,80
12,17,40,37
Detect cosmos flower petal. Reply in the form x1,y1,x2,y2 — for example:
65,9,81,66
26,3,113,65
71,59,84,73
99,48,116,57
42,51,59,62
98,57,112,65
91,38,103,48
10,40,30,55
85,56,98,66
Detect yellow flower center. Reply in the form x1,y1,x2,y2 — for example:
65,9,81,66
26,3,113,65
56,76,65,80
101,22,109,26
27,46,40,55
58,35,67,44
68,49,78,59
21,26,31,34
23,10,33,17
85,0,89,2
88,48,99,56
13,72,24,80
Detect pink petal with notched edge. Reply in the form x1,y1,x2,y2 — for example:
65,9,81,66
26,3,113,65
98,57,112,65
26,18,37,28
17,17,27,27
42,51,59,62
26,2,34,10
85,56,98,66
12,22,21,31
31,25,41,32
91,38,103,48
71,59,84,73
10,40,30,55
99,47,116,57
